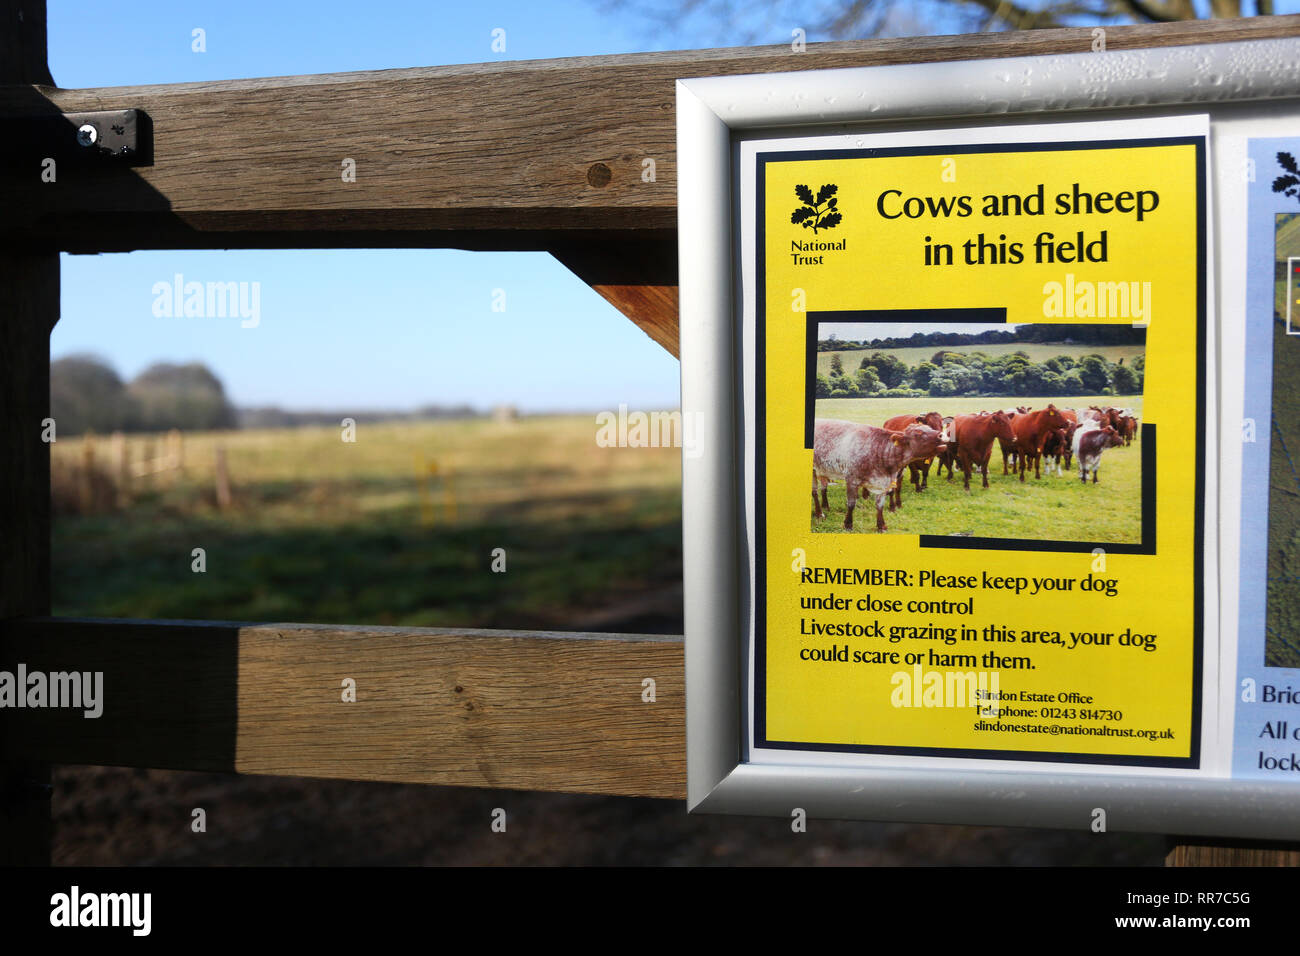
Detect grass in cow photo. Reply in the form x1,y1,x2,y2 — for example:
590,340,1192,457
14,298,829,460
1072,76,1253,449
811,395,1143,543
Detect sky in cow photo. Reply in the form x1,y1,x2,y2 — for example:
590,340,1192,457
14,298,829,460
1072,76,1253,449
819,322,1026,344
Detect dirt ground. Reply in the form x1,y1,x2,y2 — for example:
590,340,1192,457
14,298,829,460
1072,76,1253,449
52,765,1167,866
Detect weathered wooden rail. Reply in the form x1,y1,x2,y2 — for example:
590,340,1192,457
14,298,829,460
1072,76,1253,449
4,0,1300,865
0,618,684,796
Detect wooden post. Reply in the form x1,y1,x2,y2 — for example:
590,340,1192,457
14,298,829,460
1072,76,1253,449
0,253,58,866
0,0,55,866
0,618,685,797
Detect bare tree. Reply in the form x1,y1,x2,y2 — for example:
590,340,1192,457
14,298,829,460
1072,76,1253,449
604,0,1272,46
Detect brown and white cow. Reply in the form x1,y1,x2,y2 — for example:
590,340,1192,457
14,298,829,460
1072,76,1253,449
950,411,1016,491
812,420,945,531
1074,424,1125,483
1008,404,1069,481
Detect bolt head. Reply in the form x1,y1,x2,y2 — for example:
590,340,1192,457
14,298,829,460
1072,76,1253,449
76,124,98,147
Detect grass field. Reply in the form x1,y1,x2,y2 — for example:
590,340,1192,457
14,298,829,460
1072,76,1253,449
816,342,1145,377
811,395,1143,542
50,416,682,629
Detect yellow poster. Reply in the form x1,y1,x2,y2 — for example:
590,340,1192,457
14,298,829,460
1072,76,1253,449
751,121,1209,767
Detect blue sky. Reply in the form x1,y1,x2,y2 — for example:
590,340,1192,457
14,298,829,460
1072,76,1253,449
48,0,689,412
46,1,1295,411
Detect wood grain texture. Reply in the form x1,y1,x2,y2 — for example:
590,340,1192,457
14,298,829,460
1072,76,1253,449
3,17,1298,255
0,618,686,799
1167,841,1300,866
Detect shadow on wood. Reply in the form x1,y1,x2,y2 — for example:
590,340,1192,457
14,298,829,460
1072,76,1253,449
0,618,685,799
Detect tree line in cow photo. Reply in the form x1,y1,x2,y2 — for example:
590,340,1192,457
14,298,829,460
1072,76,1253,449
814,322,1145,400
809,323,1145,542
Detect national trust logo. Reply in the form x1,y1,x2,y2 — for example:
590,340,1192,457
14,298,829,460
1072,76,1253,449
791,184,842,234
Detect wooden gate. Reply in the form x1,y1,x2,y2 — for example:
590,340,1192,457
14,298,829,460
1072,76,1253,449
3,1,1299,865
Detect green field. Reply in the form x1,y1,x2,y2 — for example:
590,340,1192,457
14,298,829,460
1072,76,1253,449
816,342,1145,377
50,416,682,628
811,395,1143,542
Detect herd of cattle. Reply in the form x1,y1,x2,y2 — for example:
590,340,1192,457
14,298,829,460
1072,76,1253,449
811,404,1140,532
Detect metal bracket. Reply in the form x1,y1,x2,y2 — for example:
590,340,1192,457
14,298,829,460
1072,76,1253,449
8,109,151,167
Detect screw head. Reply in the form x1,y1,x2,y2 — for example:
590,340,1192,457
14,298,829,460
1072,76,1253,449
76,124,98,147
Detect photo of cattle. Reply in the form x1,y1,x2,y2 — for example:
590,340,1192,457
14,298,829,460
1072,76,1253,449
810,322,1144,541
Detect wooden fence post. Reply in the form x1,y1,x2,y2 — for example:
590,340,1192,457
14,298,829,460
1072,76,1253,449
0,0,56,867
0,252,58,865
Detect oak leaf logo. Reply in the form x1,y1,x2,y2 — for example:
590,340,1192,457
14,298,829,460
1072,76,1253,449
791,184,841,234
1275,151,1300,202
